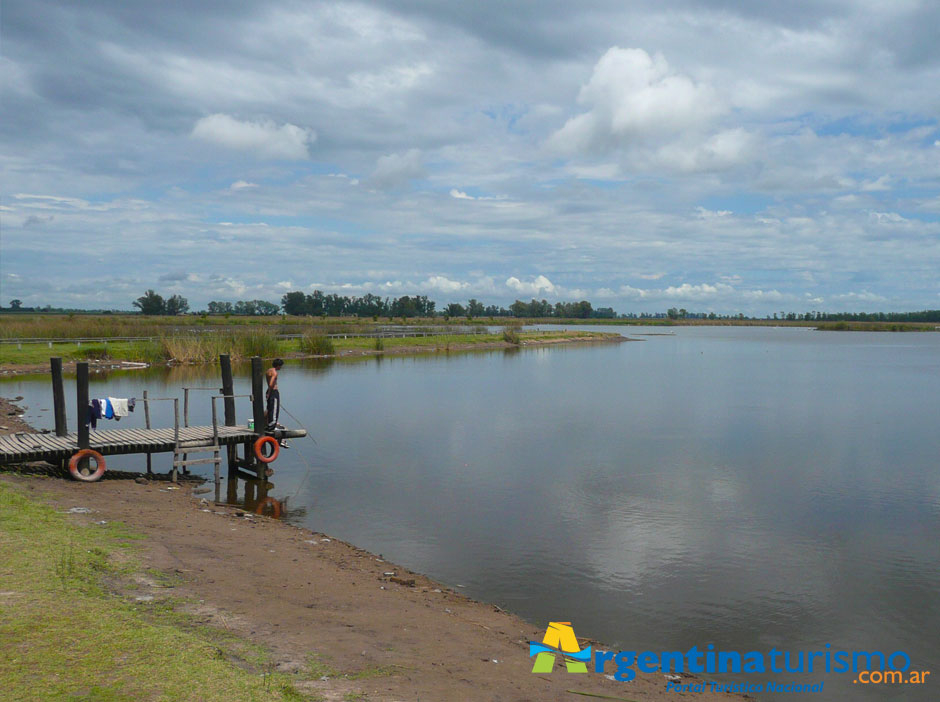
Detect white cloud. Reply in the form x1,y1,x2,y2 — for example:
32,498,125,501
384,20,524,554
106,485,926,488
367,149,425,189
421,275,469,294
550,47,723,154
869,211,908,224
505,275,556,296
450,189,474,199
657,128,754,172
831,291,887,303
191,114,315,160
662,282,733,299
696,207,733,219
230,180,258,190
860,175,891,192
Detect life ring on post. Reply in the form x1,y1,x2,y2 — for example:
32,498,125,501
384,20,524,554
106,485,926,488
255,497,282,518
253,436,280,464
68,449,106,482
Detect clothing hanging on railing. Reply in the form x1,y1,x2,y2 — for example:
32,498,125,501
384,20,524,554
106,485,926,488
86,397,136,428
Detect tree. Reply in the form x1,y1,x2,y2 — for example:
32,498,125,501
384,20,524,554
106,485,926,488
444,303,466,318
9,299,22,310
467,299,484,317
281,291,307,315
165,294,189,315
133,290,165,315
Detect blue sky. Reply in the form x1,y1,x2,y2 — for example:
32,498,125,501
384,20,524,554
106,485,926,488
1,0,938,314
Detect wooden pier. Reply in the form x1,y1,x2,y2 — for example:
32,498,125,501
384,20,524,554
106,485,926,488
0,425,262,464
0,354,305,507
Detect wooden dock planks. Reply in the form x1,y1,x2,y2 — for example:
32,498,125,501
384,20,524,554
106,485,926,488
0,425,256,465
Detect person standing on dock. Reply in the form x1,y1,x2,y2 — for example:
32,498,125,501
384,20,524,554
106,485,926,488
265,359,284,431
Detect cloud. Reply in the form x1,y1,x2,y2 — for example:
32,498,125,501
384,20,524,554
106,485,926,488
860,175,891,192
158,271,194,282
505,275,556,296
23,214,54,228
421,275,469,294
230,180,258,190
367,149,425,189
450,189,474,199
696,207,732,219
550,47,723,154
191,114,315,160
656,128,754,172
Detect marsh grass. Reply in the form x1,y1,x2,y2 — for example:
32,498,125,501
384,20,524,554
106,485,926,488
299,333,335,355
502,327,521,345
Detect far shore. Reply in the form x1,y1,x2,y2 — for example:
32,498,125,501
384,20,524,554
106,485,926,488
0,331,629,376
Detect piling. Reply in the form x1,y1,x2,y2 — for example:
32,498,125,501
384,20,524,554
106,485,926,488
50,357,67,437
220,354,238,503
76,362,89,451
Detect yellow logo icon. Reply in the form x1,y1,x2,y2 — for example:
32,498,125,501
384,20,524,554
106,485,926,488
529,621,592,673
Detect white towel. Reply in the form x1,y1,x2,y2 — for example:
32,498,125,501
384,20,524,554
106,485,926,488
109,397,129,418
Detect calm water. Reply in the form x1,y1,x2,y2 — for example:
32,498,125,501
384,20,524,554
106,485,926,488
4,326,939,700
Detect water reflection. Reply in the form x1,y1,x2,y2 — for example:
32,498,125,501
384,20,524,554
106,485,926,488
3,326,939,701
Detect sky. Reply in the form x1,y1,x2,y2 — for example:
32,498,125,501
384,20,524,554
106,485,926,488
1,0,938,315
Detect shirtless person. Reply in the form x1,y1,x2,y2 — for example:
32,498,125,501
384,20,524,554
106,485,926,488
265,359,284,432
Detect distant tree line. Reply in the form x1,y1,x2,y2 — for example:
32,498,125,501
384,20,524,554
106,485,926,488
133,289,190,315
3,293,939,323
280,291,436,318
206,300,280,316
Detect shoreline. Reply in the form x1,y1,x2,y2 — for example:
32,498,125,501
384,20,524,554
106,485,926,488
0,332,629,377
1,400,744,701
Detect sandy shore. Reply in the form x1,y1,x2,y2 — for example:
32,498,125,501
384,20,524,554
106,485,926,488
1,400,743,701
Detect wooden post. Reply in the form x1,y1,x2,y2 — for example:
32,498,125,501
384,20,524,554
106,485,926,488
250,357,267,480
221,353,239,503
142,389,152,475
250,356,265,434
50,357,67,437
76,362,90,451
219,354,236,426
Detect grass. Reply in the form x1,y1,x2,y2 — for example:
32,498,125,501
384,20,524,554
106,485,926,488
502,327,521,345
298,333,335,356
0,326,620,367
0,482,321,701
814,321,937,332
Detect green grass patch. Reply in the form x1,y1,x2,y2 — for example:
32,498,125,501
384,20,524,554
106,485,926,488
298,333,335,356
0,482,310,701
0,329,618,367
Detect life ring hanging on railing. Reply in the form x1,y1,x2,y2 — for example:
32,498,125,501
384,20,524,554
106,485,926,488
68,449,106,482
253,436,280,464
255,496,282,518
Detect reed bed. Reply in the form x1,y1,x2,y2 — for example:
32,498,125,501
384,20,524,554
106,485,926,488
299,332,335,355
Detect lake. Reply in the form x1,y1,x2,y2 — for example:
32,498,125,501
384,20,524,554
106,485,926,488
4,325,938,700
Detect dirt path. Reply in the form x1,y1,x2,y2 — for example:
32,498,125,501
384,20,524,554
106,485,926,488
1,404,743,701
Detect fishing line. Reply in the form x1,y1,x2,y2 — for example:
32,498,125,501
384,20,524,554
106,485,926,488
278,402,319,500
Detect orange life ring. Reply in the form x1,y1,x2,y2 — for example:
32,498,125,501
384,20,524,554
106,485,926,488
253,436,280,463
68,449,106,482
255,496,282,518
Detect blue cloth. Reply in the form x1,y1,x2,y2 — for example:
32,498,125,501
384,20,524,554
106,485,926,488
98,398,114,419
